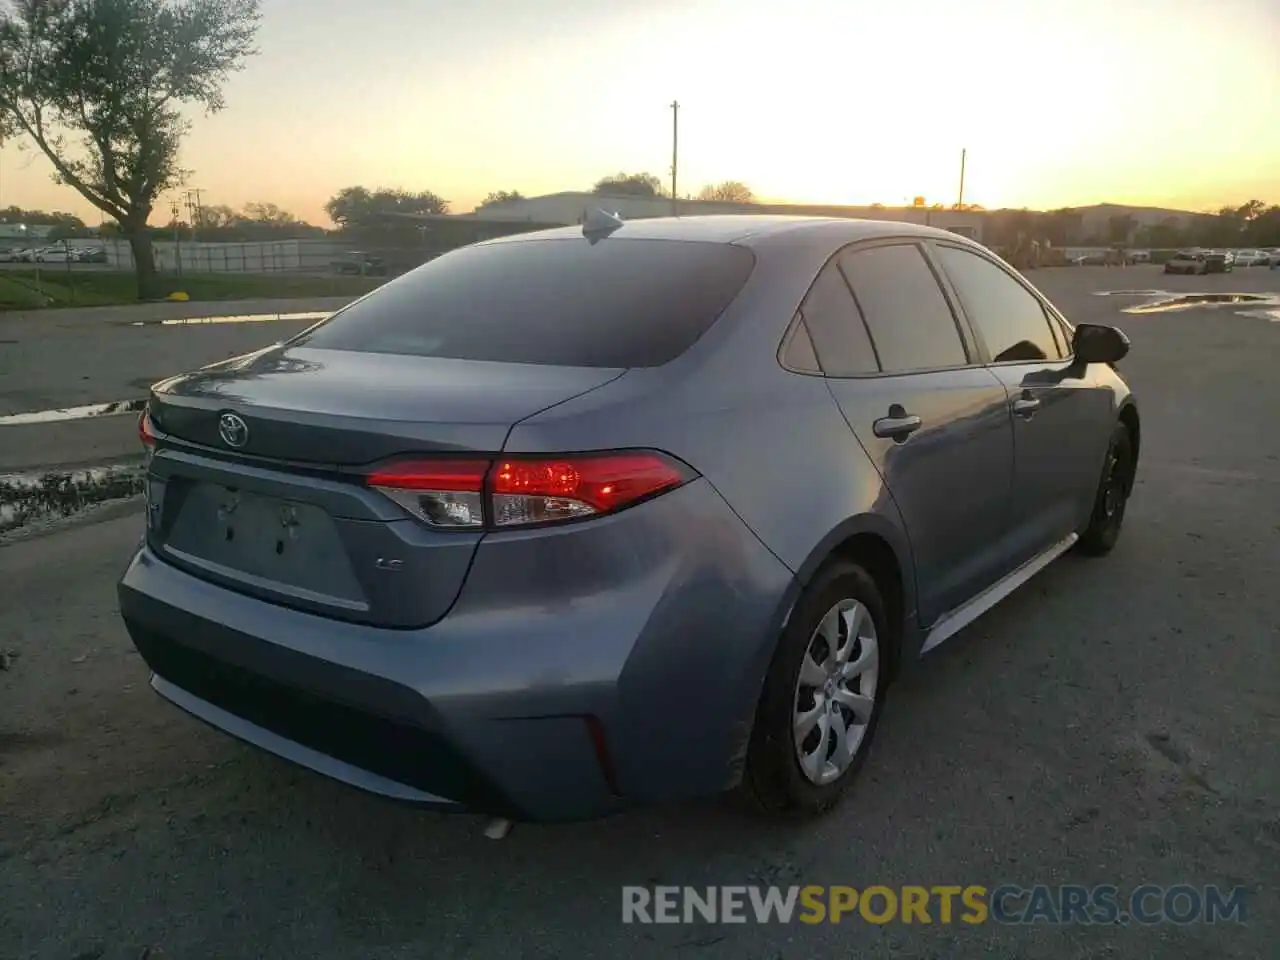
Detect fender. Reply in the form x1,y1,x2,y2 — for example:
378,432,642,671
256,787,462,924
779,508,923,674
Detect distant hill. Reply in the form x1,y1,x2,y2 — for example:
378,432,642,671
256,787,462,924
1070,203,1210,232
990,202,1209,230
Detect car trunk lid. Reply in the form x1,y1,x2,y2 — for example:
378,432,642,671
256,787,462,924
144,345,623,627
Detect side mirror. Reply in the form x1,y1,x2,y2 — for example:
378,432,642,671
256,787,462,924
1072,323,1130,364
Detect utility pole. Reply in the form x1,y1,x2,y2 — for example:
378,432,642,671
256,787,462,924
957,148,967,210
670,100,679,217
184,188,203,238
170,198,183,277
184,189,204,272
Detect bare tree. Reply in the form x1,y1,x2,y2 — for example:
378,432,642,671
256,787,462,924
241,200,296,225
593,172,665,197
480,190,523,207
0,0,261,298
696,180,755,203
194,202,237,230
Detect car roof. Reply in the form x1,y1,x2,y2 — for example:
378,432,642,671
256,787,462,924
477,214,975,249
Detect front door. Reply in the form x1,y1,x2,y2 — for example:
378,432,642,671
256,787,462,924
931,243,1116,564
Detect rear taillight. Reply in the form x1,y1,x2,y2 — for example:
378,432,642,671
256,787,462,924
367,460,489,529
364,451,695,531
138,408,157,455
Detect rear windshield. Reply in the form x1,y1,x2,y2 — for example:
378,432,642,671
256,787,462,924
295,237,756,367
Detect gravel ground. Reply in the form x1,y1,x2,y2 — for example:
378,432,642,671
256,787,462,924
1,267,1277,959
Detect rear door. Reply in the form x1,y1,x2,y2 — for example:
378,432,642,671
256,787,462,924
930,242,1115,565
803,240,1017,626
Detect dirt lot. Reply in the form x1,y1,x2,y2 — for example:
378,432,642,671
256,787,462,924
2,267,1278,959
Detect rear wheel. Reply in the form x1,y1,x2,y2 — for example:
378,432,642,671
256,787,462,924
742,560,888,817
1078,422,1134,556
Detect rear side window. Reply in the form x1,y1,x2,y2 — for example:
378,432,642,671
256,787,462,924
780,314,822,373
797,261,879,375
296,238,755,368
837,244,969,373
934,245,1064,362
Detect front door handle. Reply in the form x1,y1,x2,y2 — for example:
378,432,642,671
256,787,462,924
1012,396,1041,417
873,406,923,441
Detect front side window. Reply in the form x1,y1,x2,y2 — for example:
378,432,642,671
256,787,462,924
933,245,1064,363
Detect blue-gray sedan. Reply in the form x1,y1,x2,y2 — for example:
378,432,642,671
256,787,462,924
118,215,1139,822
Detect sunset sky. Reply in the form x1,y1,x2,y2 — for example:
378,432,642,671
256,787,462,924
3,0,1278,225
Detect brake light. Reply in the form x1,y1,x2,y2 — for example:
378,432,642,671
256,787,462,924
364,452,695,530
138,408,156,450
490,453,688,527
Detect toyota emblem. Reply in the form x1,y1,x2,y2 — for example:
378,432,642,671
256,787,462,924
218,412,249,448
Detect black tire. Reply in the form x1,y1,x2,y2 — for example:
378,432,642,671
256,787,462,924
741,560,889,818
1078,422,1135,556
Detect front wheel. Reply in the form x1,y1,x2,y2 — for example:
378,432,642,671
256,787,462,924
742,560,888,817
1078,422,1135,556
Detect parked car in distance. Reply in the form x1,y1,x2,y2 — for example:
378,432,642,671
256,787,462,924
120,215,1140,824
1204,250,1234,273
34,245,74,263
77,247,109,264
1232,249,1268,267
1071,251,1109,266
331,250,388,276
1164,249,1208,274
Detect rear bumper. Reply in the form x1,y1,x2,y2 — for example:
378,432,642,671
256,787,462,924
118,478,798,822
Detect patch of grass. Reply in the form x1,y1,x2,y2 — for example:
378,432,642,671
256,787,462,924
0,275,60,309
0,269,388,310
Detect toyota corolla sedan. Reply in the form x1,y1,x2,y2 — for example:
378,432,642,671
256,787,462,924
119,215,1139,823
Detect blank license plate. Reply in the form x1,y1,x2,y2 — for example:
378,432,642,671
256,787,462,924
166,483,346,589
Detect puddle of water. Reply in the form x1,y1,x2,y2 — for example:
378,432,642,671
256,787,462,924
1123,293,1274,314
0,462,146,535
1237,308,1280,323
128,311,329,328
0,398,146,426
1094,290,1171,297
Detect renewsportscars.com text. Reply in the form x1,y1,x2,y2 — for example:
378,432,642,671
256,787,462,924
621,884,1249,926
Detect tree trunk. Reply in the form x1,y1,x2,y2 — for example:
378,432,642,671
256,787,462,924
125,227,159,300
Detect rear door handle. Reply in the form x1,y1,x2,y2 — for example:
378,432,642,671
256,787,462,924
1012,396,1041,416
873,412,923,440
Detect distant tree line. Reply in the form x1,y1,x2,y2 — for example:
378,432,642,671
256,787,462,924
587,172,757,203
985,200,1280,251
20,183,1276,261
0,206,91,240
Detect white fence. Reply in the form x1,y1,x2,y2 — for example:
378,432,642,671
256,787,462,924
75,238,349,273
